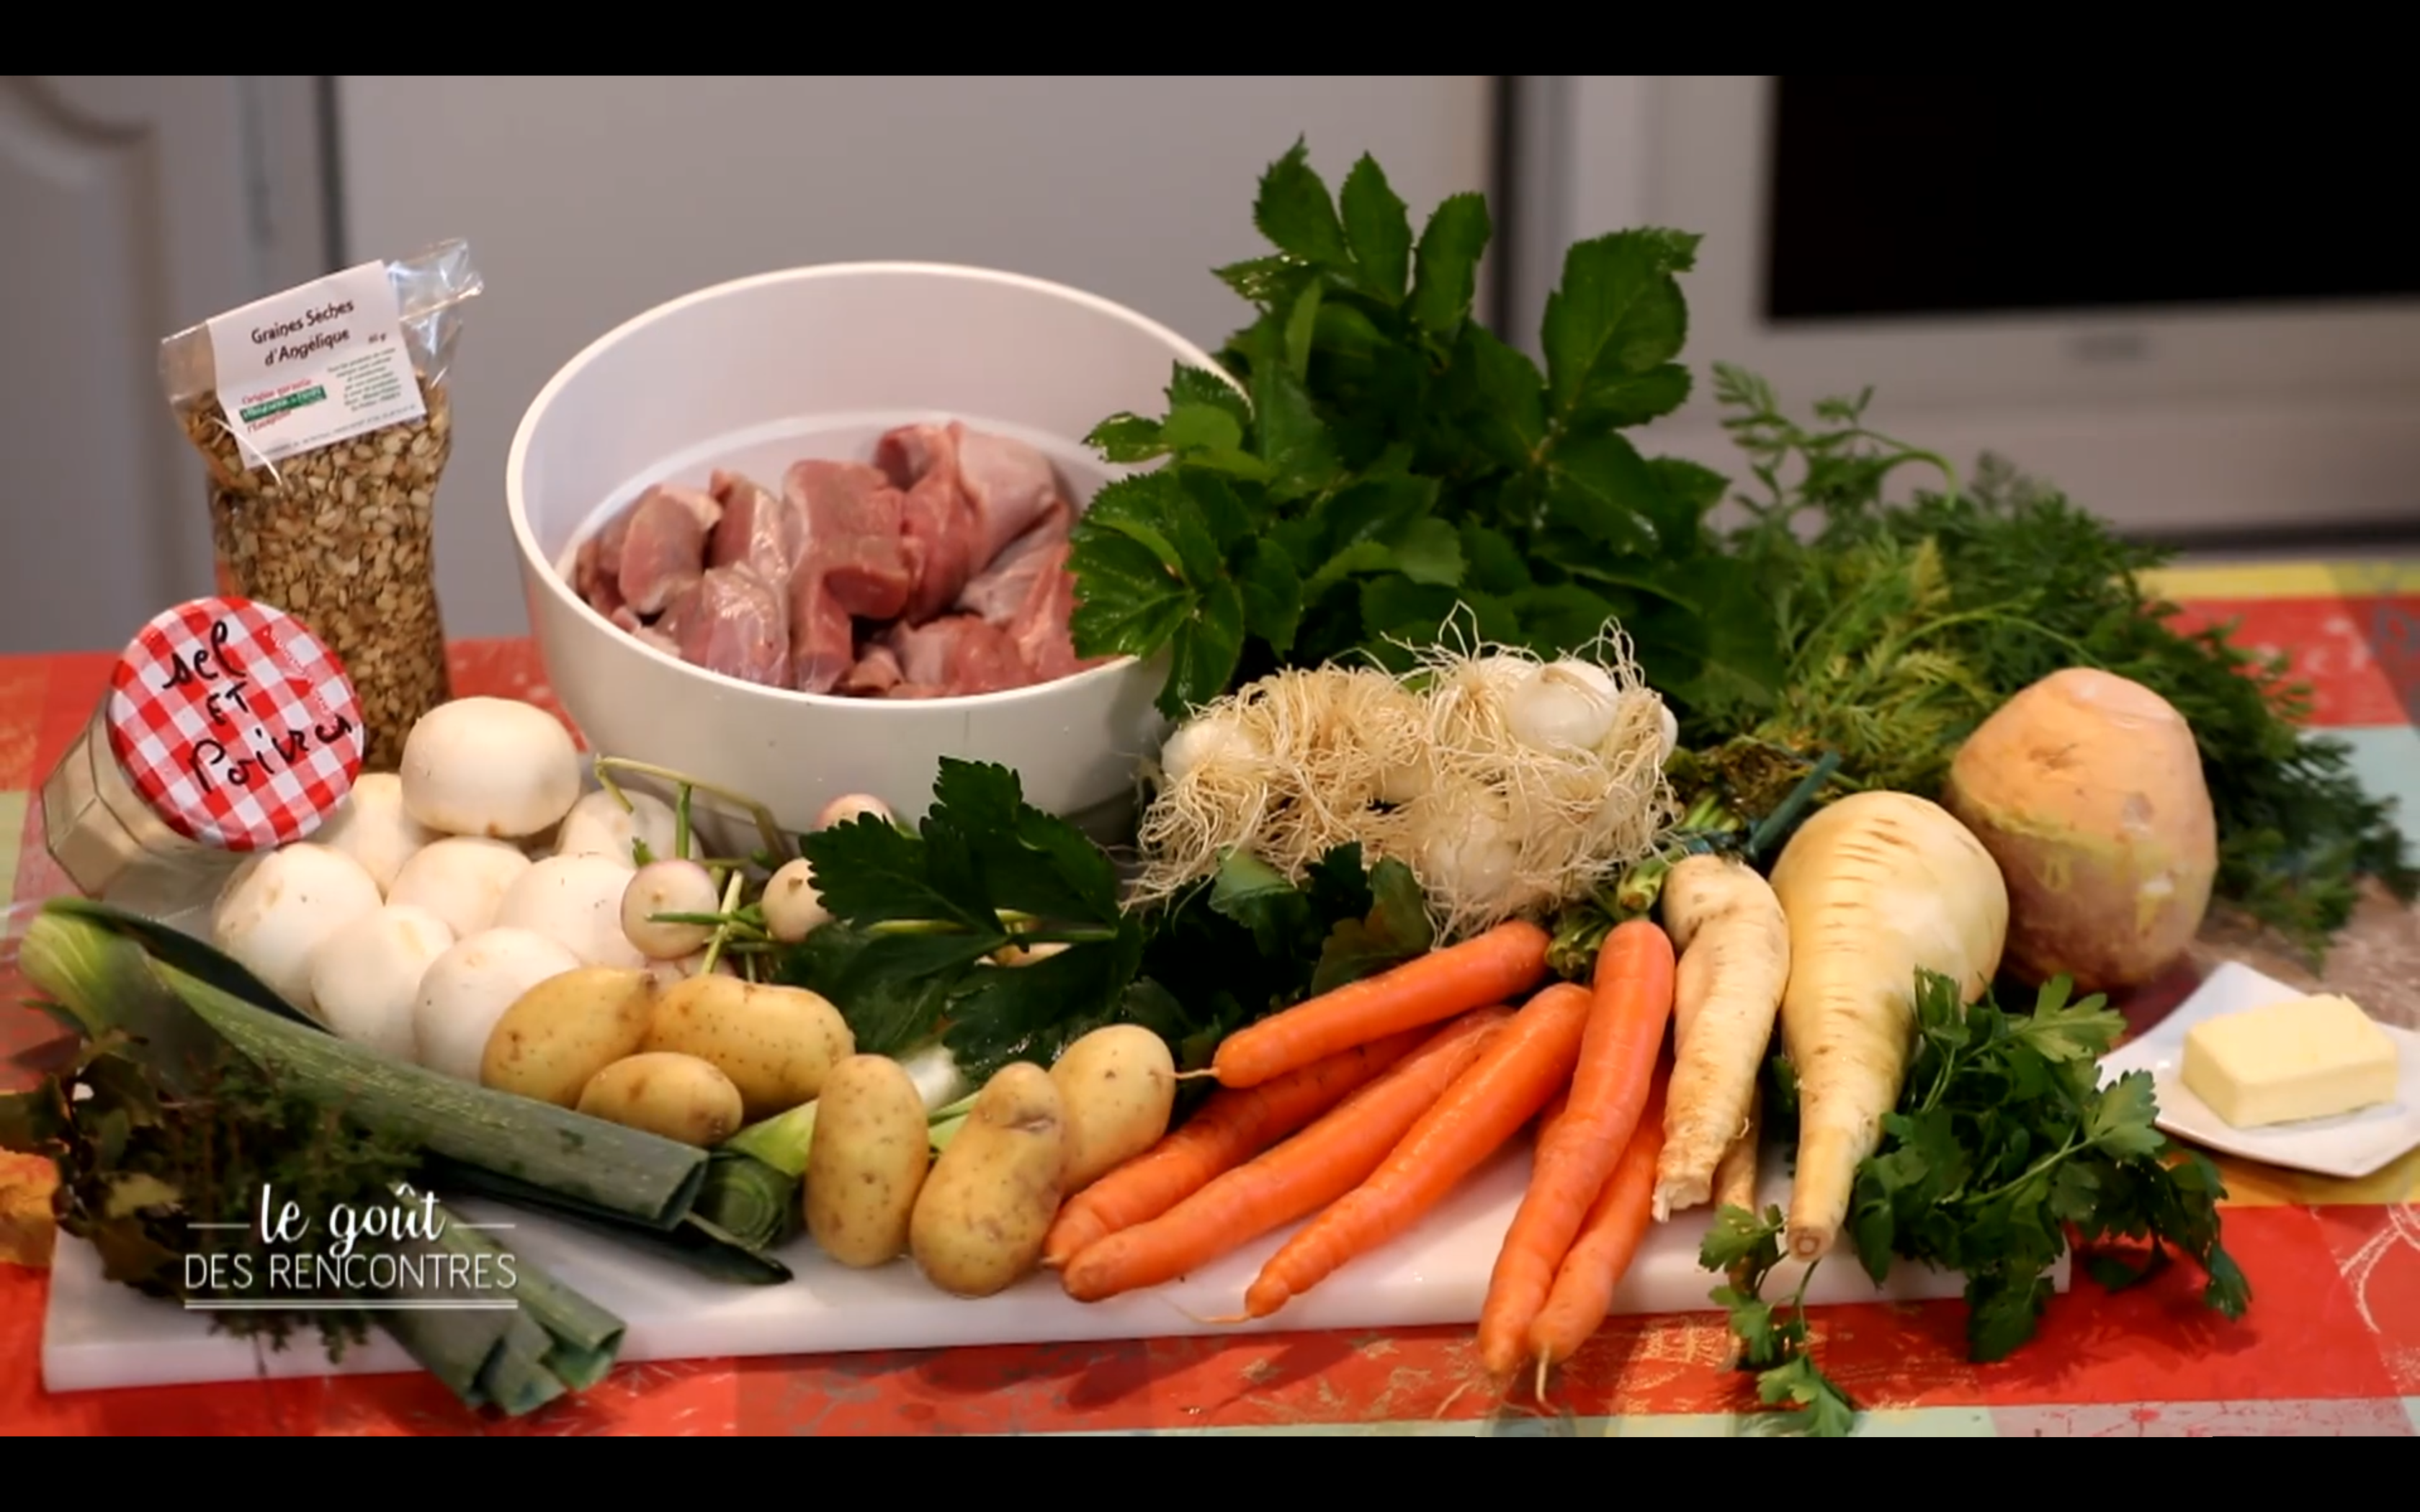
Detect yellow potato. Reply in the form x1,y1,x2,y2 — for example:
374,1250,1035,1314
805,1056,931,1268
575,1053,744,1146
480,966,655,1107
909,1063,1065,1297
1049,1024,1176,1193
642,976,854,1121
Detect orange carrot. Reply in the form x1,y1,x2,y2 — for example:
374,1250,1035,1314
1041,1026,1430,1267
1058,1008,1512,1303
1475,919,1677,1375
1526,1053,1672,1389
1242,979,1595,1320
1208,921,1551,1089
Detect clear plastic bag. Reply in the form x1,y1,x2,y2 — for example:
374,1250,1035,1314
158,240,484,770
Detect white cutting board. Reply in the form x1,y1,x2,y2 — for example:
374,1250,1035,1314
42,1143,2063,1393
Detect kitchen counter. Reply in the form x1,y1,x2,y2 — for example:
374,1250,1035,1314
2,557,2414,1436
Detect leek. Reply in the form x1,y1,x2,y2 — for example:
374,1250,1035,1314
23,903,786,1278
8,911,636,1418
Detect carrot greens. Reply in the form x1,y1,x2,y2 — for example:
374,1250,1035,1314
1073,137,2411,967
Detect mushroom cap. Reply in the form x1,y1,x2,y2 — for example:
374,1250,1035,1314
386,835,533,940
310,904,455,1061
400,697,582,839
210,842,384,1017
411,927,582,1081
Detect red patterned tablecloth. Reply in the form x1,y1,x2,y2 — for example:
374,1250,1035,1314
4,559,2416,1436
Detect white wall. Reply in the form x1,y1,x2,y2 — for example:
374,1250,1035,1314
338,75,1494,639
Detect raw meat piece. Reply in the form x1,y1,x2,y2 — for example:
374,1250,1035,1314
708,469,805,585
658,563,789,688
954,501,1105,685
838,645,905,696
786,570,856,695
784,461,915,620
876,422,1064,623
617,484,722,616
1005,541,1095,683
573,508,637,618
880,614,1032,698
955,500,1070,624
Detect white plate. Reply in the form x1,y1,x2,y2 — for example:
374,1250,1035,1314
2097,961,2420,1179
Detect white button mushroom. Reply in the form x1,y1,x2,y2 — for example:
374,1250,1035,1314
815,793,894,830
399,697,583,840
555,788,680,867
761,858,830,942
412,927,583,1082
308,904,454,1062
310,773,439,895
386,836,533,941
496,854,649,968
210,843,385,1020
620,859,720,960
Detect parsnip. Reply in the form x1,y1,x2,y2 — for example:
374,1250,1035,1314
1768,791,2007,1261
1713,1082,1763,1368
1711,1084,1761,1215
1652,853,1790,1220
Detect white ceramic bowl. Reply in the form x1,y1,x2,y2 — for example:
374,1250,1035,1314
506,263,1218,842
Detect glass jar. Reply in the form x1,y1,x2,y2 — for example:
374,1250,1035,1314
40,597,367,922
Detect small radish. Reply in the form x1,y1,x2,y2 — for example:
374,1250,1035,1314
762,858,830,942
817,793,893,830
621,860,720,959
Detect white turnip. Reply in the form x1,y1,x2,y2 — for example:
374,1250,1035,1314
621,859,720,958
761,858,830,943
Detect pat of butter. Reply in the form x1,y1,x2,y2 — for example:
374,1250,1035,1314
2180,992,2399,1130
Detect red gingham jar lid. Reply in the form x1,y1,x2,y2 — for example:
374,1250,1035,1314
103,598,365,850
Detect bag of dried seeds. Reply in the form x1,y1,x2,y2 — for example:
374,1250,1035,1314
158,240,484,771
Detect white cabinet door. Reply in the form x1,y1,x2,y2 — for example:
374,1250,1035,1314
336,75,1494,639
0,76,331,654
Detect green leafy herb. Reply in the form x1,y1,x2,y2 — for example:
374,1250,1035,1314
0,1032,420,1359
1695,371,2416,960
1700,1204,1857,1437
1707,970,2251,1430
786,757,1140,1081
1067,140,1782,718
784,759,1434,1084
1848,969,2249,1362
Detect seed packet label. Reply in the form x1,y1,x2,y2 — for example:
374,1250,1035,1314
202,261,426,467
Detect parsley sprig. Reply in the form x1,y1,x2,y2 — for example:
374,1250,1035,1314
781,758,1433,1083
1705,969,2251,1436
1700,1205,1857,1438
